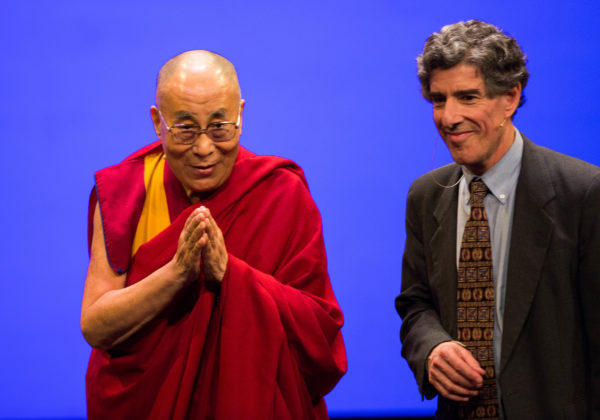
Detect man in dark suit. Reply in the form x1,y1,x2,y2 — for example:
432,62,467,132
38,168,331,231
395,20,600,419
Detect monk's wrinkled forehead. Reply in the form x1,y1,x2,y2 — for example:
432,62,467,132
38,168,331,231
156,50,240,104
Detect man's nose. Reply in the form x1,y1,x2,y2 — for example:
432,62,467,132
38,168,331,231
191,133,214,156
439,99,463,127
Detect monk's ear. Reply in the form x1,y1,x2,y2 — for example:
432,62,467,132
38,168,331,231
237,99,246,136
503,83,522,119
150,106,162,139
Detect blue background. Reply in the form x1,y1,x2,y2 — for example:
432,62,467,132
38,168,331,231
1,0,599,417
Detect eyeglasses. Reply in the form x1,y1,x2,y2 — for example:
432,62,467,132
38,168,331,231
158,109,240,144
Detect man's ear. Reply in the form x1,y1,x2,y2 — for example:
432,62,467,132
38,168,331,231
150,106,162,139
237,99,246,136
504,83,522,118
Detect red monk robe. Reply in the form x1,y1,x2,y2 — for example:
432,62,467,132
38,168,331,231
86,142,346,419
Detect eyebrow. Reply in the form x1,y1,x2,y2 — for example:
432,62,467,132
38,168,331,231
453,89,482,96
209,108,229,120
172,108,230,123
173,110,198,122
430,88,482,98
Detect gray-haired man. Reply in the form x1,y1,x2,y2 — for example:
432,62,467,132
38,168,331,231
396,20,600,419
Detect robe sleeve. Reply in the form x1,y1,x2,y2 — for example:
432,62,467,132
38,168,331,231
214,167,346,415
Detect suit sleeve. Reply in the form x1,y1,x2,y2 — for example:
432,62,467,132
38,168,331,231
578,173,600,418
395,183,453,399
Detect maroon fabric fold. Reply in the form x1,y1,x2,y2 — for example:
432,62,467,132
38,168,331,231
86,143,346,419
90,141,163,272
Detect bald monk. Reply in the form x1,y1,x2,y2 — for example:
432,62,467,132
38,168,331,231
81,51,346,420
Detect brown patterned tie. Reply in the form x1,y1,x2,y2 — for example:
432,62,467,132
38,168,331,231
457,178,499,419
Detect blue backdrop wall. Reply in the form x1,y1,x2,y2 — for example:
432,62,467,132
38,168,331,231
1,0,599,418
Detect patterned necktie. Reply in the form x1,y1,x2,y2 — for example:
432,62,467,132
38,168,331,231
457,178,499,419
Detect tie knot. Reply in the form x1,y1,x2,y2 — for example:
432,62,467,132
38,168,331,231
470,178,488,206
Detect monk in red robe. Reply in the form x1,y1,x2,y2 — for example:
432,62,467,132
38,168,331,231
81,50,346,420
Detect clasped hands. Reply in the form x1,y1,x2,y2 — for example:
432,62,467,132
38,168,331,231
427,341,486,402
173,206,227,284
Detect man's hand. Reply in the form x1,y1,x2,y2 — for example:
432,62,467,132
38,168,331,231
173,207,209,282
427,341,485,402
197,206,228,283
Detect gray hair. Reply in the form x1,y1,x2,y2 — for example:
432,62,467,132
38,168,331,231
417,20,529,109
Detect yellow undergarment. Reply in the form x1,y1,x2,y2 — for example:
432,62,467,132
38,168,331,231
131,152,171,256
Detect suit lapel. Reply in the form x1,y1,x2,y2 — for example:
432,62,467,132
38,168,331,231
500,137,556,372
431,167,461,336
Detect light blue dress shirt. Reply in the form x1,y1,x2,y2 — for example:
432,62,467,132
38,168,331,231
456,129,523,377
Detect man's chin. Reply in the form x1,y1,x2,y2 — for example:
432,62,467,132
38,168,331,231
448,150,467,167
188,177,227,194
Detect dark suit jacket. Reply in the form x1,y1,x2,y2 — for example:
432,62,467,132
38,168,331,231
396,136,600,419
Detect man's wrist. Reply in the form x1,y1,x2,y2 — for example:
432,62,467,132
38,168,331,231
426,339,453,374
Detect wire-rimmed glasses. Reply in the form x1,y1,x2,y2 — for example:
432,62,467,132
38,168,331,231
158,109,240,144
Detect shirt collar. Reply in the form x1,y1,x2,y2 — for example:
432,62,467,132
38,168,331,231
461,128,524,205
